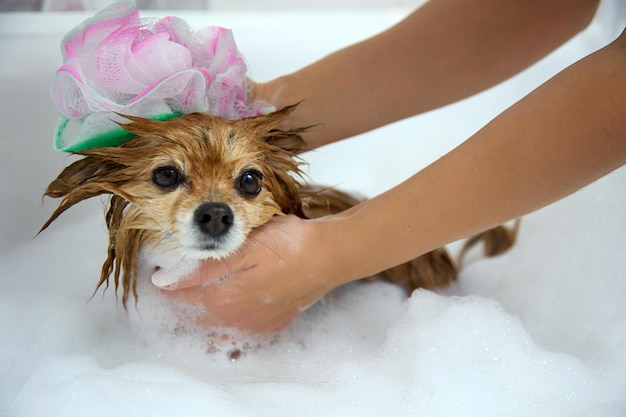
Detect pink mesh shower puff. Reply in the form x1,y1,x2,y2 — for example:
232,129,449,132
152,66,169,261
51,1,272,152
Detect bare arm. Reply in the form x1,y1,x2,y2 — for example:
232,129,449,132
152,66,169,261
324,30,626,280
163,30,626,332
258,0,599,149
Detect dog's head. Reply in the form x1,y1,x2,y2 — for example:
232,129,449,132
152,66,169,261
41,105,308,303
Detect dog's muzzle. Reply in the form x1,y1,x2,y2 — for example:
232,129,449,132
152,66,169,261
193,202,234,237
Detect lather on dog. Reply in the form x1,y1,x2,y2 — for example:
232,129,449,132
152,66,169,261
40,2,518,310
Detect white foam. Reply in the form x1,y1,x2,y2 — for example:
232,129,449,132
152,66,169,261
2,5,625,417
3,165,626,416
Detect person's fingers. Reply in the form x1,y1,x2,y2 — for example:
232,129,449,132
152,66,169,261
163,276,238,311
236,309,298,333
161,263,303,333
161,283,297,333
150,215,328,333
155,255,246,290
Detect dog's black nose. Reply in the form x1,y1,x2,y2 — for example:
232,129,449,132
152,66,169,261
194,202,234,237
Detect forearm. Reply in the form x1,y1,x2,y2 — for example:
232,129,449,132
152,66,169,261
323,29,626,284
260,0,598,149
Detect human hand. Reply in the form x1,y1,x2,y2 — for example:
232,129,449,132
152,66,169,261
153,215,347,333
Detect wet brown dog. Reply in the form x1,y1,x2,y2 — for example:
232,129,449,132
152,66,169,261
41,104,518,306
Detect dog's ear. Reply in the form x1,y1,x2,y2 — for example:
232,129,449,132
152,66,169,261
44,156,108,198
75,132,162,166
247,104,312,153
245,103,298,132
40,156,128,233
262,125,308,153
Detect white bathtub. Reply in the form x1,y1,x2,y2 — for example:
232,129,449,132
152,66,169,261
1,4,625,416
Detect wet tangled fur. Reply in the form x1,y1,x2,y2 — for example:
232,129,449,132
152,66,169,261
41,104,519,306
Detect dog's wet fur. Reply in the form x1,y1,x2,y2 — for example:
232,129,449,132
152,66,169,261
41,104,518,306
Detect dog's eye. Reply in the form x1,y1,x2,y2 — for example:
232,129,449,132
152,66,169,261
152,166,183,189
237,170,263,197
